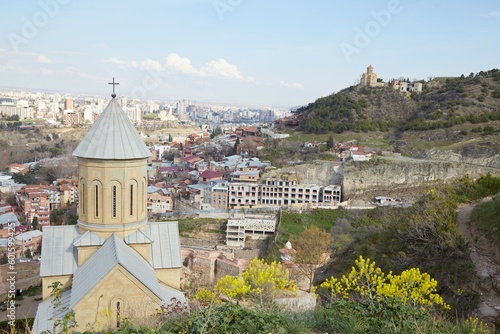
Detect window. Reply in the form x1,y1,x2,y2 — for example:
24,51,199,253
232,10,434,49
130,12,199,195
112,186,117,218
116,301,121,328
95,185,99,217
130,184,134,216
81,187,85,215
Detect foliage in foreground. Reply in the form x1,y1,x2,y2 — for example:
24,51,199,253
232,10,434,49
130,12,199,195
318,256,451,333
195,258,297,307
471,194,500,242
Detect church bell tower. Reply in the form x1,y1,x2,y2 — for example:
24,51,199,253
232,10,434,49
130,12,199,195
73,81,151,238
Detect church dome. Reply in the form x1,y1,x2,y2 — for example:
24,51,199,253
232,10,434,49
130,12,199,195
73,98,150,160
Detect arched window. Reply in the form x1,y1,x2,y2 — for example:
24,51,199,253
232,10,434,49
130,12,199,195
116,301,121,328
95,185,99,217
81,187,85,215
129,184,134,216
112,186,117,218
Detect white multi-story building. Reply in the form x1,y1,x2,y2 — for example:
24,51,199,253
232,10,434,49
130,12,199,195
147,192,173,213
260,172,321,207
226,214,276,248
322,185,342,205
228,182,259,208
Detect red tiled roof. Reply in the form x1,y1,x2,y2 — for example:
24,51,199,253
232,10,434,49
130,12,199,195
200,170,223,180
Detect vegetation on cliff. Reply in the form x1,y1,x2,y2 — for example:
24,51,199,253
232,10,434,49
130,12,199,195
294,69,500,136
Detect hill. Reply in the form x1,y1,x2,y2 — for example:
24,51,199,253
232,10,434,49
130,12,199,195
295,69,500,134
287,69,500,168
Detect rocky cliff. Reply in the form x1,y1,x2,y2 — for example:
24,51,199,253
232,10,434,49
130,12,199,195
263,156,500,202
343,156,500,199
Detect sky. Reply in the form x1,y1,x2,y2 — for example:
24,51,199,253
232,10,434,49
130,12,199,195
0,1,499,108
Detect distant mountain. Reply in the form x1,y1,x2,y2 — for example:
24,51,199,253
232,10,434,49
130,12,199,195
294,69,500,134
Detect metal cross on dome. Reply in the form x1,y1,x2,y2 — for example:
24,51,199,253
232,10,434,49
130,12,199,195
108,77,119,98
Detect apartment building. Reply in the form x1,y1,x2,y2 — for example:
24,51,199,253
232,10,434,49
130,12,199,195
147,192,173,213
226,214,276,248
209,180,229,210
260,172,321,206
322,185,342,204
228,182,260,208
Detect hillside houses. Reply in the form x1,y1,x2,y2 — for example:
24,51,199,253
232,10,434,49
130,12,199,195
142,125,355,213
15,181,78,227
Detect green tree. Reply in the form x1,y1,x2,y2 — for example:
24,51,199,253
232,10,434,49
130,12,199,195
199,258,297,307
47,281,77,334
32,216,39,230
326,135,334,150
234,137,240,152
292,226,332,291
24,248,33,259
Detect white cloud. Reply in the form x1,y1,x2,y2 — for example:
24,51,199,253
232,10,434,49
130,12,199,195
0,48,5,54
105,53,254,82
0,64,15,72
280,80,303,89
201,58,253,82
37,55,52,64
480,11,500,17
140,58,165,72
106,57,128,65
166,53,201,75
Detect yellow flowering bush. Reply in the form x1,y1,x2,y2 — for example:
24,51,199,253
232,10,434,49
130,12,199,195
194,288,221,305
463,317,491,334
214,275,251,300
320,256,450,311
208,258,296,305
242,258,296,296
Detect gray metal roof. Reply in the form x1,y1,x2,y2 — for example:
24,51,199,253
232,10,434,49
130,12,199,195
70,234,171,309
72,231,105,247
0,212,19,227
124,229,153,244
73,98,150,160
32,289,72,334
147,222,182,269
40,226,79,277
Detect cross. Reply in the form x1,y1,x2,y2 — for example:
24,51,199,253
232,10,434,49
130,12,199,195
108,77,119,98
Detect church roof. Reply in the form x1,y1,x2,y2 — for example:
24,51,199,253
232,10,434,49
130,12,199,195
73,98,150,160
40,226,79,277
32,290,71,334
147,222,182,269
124,229,153,244
70,234,169,309
72,230,106,247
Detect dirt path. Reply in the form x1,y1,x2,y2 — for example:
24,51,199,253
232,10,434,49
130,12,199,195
457,200,500,325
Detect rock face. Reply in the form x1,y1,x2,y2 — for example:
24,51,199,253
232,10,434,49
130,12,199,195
264,161,343,186
263,157,500,201
422,146,500,169
343,157,500,199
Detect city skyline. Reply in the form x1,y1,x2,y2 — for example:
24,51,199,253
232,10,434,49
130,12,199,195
0,0,499,107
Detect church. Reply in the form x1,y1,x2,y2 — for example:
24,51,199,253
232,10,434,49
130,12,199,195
32,87,186,333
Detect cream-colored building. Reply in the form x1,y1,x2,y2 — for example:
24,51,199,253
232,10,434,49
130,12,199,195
33,96,186,333
359,65,386,87
260,172,322,207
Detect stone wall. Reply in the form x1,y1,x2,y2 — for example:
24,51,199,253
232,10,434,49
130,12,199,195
262,160,343,186
343,157,500,199
0,262,41,300
181,248,252,284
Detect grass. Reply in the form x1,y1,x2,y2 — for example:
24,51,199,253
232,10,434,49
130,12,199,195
287,131,392,150
278,209,345,243
471,195,500,242
23,284,42,297
177,218,225,236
